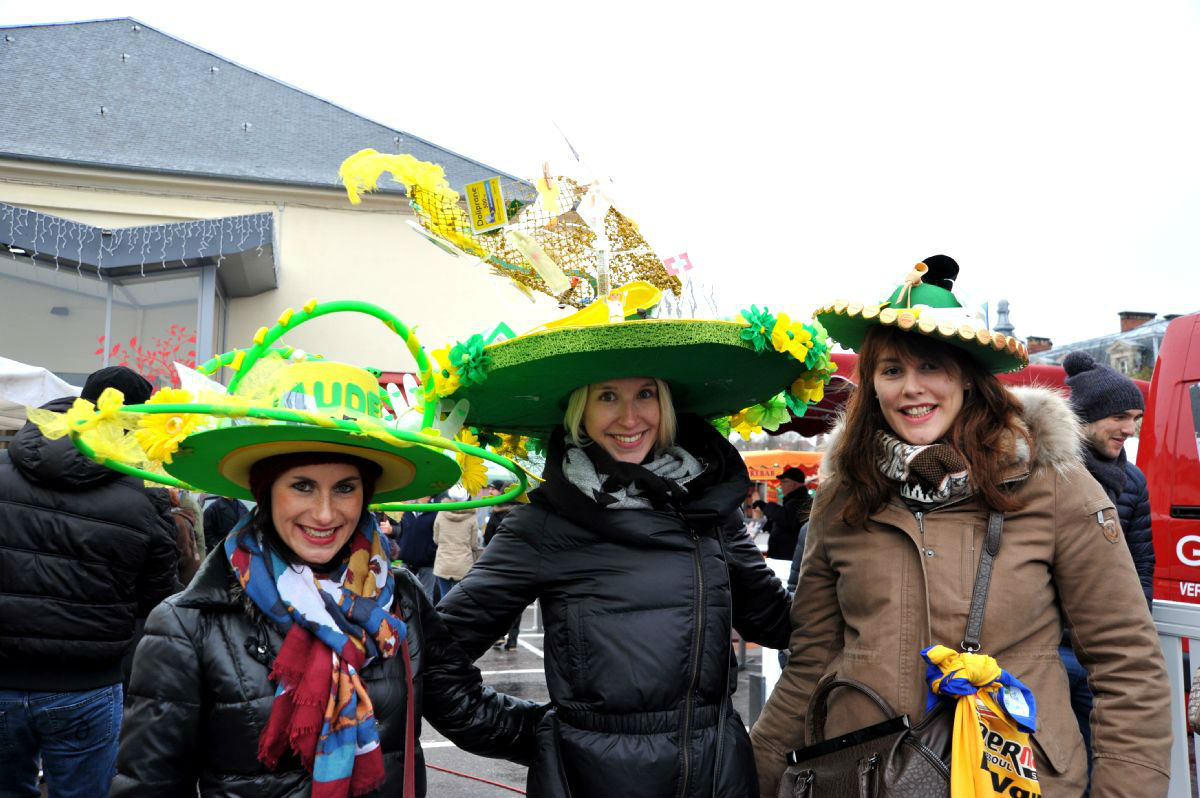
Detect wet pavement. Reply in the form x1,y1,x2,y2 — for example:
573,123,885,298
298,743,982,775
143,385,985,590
423,605,764,797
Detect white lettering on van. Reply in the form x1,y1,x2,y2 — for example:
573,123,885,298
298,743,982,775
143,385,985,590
1180,582,1200,597
1177,535,1200,567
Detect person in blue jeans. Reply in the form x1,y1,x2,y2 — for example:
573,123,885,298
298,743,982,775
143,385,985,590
0,685,124,797
0,367,181,797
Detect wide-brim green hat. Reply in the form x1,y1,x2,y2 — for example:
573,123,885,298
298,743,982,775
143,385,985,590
814,255,1027,373
443,314,832,438
166,423,460,502
30,300,532,510
148,358,462,502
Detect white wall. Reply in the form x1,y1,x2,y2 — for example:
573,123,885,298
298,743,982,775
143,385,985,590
0,165,571,381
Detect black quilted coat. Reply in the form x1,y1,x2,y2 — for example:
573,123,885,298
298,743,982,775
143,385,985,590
0,398,180,691
1117,459,1155,606
437,416,792,798
110,549,542,798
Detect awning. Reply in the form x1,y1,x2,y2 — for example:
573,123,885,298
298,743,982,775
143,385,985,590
742,449,823,482
0,356,80,431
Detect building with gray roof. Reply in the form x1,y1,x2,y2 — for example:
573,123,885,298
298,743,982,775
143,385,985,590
0,17,558,390
1028,313,1181,379
0,17,518,192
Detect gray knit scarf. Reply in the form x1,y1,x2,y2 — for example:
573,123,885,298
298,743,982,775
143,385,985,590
562,444,705,510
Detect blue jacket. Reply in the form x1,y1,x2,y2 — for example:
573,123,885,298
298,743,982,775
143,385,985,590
1117,460,1155,608
398,509,439,569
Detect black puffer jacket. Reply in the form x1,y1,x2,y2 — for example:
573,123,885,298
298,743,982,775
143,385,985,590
1117,459,1154,606
0,398,181,691
437,416,792,798
111,548,542,798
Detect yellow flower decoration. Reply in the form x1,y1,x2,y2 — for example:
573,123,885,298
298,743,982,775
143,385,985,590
431,346,462,398
135,388,203,464
493,433,528,461
455,429,489,495
770,313,814,360
729,409,762,441
25,392,122,441
791,372,826,405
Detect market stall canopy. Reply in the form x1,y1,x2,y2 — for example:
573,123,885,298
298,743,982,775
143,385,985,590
0,356,80,430
742,449,824,482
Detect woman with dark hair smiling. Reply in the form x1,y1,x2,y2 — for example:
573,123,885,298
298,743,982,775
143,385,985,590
750,257,1171,798
22,303,544,798
429,290,840,797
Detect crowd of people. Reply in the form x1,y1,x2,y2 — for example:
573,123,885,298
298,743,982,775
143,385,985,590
0,255,1173,798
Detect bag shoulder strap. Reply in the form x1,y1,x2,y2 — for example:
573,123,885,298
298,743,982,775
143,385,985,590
803,511,1004,744
961,511,1003,652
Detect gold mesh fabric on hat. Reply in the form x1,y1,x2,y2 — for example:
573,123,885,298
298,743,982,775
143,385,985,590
409,175,682,309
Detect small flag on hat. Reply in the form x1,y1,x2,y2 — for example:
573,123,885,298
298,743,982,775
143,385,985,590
663,252,693,276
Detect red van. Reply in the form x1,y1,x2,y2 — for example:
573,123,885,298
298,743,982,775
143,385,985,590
1138,312,1200,604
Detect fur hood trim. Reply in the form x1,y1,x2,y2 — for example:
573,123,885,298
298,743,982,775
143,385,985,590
819,385,1083,482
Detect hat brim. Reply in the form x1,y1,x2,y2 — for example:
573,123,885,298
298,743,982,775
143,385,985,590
165,425,460,502
815,303,1027,373
452,319,813,437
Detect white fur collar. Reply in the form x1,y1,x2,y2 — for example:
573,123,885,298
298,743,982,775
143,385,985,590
819,385,1083,482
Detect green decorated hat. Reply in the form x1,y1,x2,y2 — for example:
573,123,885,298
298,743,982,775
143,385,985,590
161,358,460,502
814,255,1028,373
429,283,840,439
26,300,528,510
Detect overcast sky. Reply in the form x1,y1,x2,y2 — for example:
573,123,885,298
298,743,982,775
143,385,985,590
4,0,1198,347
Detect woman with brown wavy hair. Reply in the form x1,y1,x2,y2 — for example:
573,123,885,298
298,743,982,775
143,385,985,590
750,257,1170,797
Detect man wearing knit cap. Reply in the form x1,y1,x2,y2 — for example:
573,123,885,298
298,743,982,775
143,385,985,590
1061,350,1155,783
0,366,181,798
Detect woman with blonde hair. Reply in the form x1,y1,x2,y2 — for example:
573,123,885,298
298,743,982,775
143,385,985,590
750,256,1171,797
430,300,839,797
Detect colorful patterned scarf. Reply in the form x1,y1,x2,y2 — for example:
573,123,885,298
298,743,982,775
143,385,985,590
876,431,972,506
225,516,415,798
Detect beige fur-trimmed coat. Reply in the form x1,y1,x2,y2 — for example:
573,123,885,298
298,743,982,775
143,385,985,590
750,387,1171,798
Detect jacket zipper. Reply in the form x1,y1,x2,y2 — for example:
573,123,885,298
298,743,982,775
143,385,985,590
678,526,705,798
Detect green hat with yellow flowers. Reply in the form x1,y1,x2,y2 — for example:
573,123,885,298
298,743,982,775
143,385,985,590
428,282,840,440
814,255,1028,373
26,300,528,510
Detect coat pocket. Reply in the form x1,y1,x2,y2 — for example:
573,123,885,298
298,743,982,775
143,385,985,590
527,708,573,798
564,601,589,695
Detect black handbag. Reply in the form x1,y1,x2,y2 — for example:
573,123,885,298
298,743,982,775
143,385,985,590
776,512,1004,798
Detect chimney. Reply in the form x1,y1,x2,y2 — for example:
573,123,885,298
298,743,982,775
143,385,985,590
1118,311,1155,332
1027,336,1053,354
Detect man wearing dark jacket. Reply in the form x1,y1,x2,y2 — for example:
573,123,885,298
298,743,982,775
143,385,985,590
754,466,812,560
1061,351,1155,767
398,497,440,602
0,367,182,798
201,494,250,554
